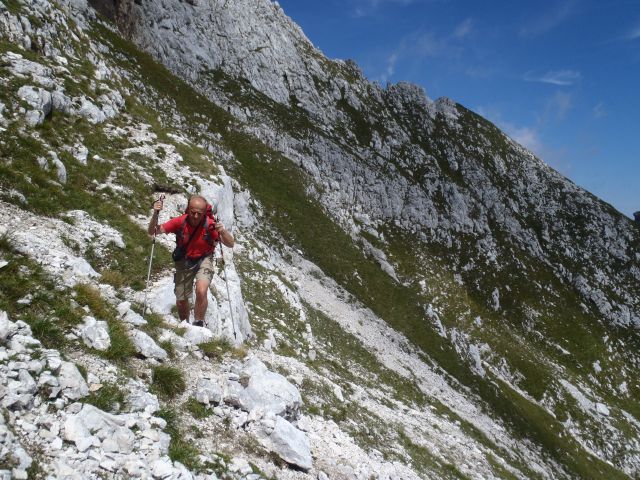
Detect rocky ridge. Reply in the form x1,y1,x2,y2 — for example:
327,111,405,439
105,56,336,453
119,0,639,330
1,0,639,479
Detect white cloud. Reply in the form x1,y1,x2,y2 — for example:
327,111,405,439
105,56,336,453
475,106,543,154
464,65,496,79
453,18,473,39
370,14,477,83
626,24,640,41
592,101,607,119
544,91,573,120
509,126,543,153
519,0,578,37
524,69,581,86
350,0,419,17
415,32,450,56
378,52,399,83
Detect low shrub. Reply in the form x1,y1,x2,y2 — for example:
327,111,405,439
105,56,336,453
152,366,186,398
84,383,125,413
184,397,212,419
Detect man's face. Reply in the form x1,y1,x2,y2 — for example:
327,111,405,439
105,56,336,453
187,198,206,227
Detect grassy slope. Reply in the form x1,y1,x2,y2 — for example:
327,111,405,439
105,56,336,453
96,29,635,480
1,10,635,477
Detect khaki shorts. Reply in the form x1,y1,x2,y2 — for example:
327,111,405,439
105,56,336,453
174,255,217,303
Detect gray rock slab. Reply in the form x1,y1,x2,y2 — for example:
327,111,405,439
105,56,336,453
267,416,312,471
131,330,167,360
57,362,89,400
238,357,301,419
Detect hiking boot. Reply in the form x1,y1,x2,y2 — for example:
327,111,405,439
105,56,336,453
193,320,204,327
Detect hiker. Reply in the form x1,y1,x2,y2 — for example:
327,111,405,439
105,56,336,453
148,195,235,327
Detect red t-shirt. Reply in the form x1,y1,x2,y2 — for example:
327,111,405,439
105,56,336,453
162,214,219,259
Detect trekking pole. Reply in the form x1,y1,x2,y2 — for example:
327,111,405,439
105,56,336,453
216,214,237,340
143,194,165,315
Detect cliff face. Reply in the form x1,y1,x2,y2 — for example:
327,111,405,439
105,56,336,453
120,0,639,326
1,0,640,478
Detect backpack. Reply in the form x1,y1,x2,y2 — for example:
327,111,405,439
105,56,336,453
171,204,217,262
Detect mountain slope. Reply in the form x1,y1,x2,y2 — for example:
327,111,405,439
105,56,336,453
112,0,640,474
1,0,639,478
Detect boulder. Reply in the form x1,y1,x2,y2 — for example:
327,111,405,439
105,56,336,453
57,362,89,400
182,323,214,345
116,302,146,326
266,416,312,471
63,403,131,452
17,85,52,126
131,330,167,360
126,390,160,414
0,310,17,342
237,357,301,420
79,316,111,351
195,378,222,405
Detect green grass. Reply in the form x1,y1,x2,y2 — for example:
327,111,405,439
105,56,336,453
151,366,186,399
0,239,83,350
2,14,636,477
156,407,201,470
199,337,246,360
184,397,212,419
0,115,173,291
141,311,168,336
159,340,176,359
304,302,427,407
83,382,125,413
198,338,232,360
397,427,470,480
73,284,136,362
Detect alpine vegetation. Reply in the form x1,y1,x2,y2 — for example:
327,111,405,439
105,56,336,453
0,0,639,479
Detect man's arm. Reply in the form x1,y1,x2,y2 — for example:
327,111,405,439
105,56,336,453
148,199,167,236
215,222,235,248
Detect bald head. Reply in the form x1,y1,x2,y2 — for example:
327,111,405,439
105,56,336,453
188,195,207,209
186,195,207,226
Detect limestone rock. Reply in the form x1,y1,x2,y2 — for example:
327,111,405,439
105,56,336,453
182,323,214,345
79,316,111,351
57,362,89,400
266,416,312,471
195,378,222,405
17,85,52,126
237,357,301,420
131,330,167,360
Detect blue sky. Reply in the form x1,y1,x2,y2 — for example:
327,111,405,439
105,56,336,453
276,0,639,217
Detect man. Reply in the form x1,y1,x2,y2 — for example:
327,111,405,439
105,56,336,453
148,195,235,327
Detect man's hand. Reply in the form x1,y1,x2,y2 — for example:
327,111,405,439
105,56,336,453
214,221,235,248
153,199,164,213
148,195,165,236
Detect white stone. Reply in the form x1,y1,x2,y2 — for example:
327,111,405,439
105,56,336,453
195,378,222,405
44,350,62,373
127,390,160,414
151,457,174,478
182,323,214,345
267,416,312,471
57,362,89,400
595,403,610,416
237,357,301,419
0,311,17,341
131,330,167,360
17,85,51,125
17,370,36,394
79,316,111,351
48,152,67,184
51,90,72,114
123,309,146,326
